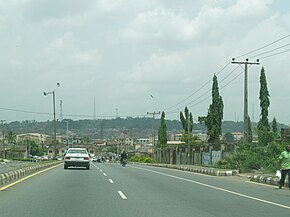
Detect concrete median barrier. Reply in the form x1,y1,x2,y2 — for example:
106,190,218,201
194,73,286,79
0,161,62,187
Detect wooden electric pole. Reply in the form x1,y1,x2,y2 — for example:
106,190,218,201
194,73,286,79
147,111,161,146
231,58,260,142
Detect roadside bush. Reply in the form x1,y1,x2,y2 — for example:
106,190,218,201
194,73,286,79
215,140,285,172
129,155,154,163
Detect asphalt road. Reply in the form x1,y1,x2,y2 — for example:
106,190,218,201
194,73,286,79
0,162,290,217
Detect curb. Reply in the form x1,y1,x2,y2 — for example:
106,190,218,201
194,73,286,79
134,163,239,176
135,163,290,187
0,161,62,187
249,174,288,187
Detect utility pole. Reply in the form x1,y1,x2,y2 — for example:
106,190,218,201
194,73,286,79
147,111,161,146
231,58,259,142
147,111,160,161
1,120,6,159
187,119,190,164
66,121,69,148
93,97,96,120
59,100,63,121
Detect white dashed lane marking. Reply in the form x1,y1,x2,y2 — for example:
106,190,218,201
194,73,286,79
108,179,114,184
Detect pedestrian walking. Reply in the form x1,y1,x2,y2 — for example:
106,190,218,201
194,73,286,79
278,145,290,189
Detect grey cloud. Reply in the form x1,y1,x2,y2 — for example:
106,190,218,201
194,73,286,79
0,0,290,123
22,0,95,22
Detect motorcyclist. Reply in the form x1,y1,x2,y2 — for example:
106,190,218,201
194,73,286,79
120,151,127,166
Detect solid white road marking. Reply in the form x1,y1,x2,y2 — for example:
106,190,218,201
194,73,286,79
117,191,127,200
108,179,114,184
130,165,290,210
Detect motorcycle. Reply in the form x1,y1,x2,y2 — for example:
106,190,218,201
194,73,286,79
120,158,127,166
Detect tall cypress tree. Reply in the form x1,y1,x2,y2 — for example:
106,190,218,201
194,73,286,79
180,107,193,144
180,107,190,132
272,117,277,133
180,106,193,132
247,115,253,143
157,111,167,148
198,74,223,149
257,67,270,132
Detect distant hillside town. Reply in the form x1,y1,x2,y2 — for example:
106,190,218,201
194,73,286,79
0,117,288,162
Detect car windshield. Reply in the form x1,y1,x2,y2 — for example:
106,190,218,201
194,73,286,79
67,150,87,154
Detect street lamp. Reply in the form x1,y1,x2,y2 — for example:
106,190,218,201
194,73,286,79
44,83,60,156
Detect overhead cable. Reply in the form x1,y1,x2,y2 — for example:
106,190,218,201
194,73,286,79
235,34,290,59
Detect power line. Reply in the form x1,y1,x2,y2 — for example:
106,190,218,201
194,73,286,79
248,43,290,59
192,68,245,108
0,107,51,115
163,61,231,111
258,48,290,60
165,65,240,113
167,68,245,115
163,35,290,114
219,65,241,83
235,34,290,59
0,107,148,119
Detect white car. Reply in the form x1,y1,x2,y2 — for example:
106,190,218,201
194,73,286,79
64,148,90,170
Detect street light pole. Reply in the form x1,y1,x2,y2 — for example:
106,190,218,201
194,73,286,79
52,91,56,145
44,83,60,156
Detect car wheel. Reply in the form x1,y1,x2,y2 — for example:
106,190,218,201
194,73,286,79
64,164,68,169
86,165,90,170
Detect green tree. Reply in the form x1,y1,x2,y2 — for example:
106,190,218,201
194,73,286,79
257,67,272,145
27,140,44,156
257,67,270,132
247,116,253,143
272,117,278,133
180,107,192,132
180,107,193,145
6,131,16,144
157,112,167,148
198,74,223,150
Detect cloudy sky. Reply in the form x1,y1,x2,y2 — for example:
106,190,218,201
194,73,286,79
0,0,290,124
